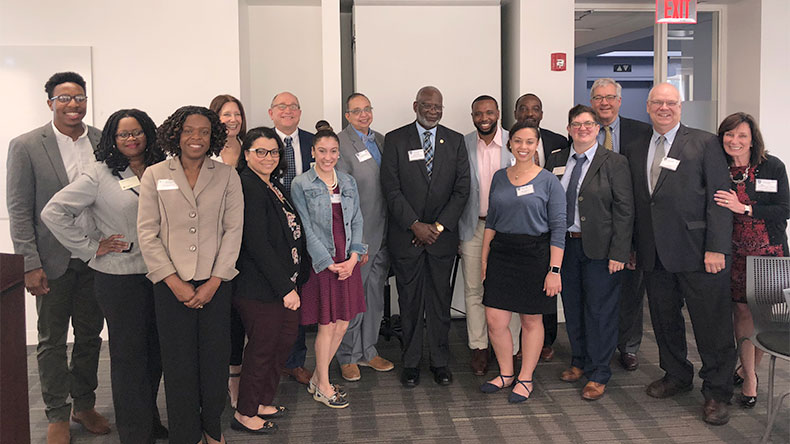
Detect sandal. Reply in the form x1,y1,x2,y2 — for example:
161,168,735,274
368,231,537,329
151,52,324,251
508,379,533,404
480,374,514,394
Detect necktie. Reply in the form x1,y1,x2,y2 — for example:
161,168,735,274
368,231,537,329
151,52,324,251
283,136,297,192
423,131,434,178
566,153,587,228
649,135,665,193
603,126,613,151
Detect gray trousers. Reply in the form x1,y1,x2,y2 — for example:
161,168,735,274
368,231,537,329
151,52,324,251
337,245,390,364
617,268,645,354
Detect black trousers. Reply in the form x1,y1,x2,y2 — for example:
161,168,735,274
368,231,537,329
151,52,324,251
392,251,455,368
154,280,230,444
94,272,162,444
230,304,245,366
644,256,736,402
618,268,645,354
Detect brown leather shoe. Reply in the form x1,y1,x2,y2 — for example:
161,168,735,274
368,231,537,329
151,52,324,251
341,363,361,381
470,349,488,376
359,356,395,372
71,408,111,435
560,366,584,382
47,421,70,444
582,381,606,401
703,398,730,425
646,377,693,398
282,366,313,385
540,346,554,362
619,352,639,371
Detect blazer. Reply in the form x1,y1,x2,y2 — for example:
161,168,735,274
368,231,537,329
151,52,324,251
459,128,512,241
545,146,634,262
540,127,569,163
336,124,387,254
6,122,101,278
137,157,244,284
629,124,732,272
735,154,790,255
618,116,652,159
380,122,470,257
235,168,310,303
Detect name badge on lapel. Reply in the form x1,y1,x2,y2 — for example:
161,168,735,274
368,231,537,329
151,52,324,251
408,149,425,161
355,150,372,162
756,179,778,193
660,157,680,171
516,184,534,197
156,179,179,191
510,158,516,166
330,193,342,204
119,176,140,190
552,166,566,176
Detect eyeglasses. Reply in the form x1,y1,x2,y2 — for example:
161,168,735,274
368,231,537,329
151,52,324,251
272,103,300,111
591,94,619,102
347,106,373,115
569,121,598,129
50,94,88,103
248,148,280,158
418,103,444,112
116,129,145,139
648,100,680,108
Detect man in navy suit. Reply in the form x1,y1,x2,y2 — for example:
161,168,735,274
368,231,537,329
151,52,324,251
269,91,315,385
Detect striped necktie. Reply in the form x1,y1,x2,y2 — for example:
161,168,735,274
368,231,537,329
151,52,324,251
283,136,297,192
423,131,434,178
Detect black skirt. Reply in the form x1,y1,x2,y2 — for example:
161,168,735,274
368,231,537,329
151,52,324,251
483,232,556,315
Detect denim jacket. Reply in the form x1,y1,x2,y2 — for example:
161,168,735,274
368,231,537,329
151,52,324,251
291,167,367,273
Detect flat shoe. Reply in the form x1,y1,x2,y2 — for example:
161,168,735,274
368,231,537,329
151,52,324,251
230,416,277,434
508,379,533,403
257,405,287,419
480,374,514,394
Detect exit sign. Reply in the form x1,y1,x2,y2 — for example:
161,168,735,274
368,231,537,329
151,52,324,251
656,0,697,24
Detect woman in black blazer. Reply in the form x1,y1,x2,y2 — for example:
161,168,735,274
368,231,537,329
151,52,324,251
231,127,310,434
714,112,789,409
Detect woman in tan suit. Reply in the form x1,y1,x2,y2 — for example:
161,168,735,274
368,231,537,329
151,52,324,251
137,105,244,444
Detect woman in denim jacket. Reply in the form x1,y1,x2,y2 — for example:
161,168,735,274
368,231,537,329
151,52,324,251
291,129,367,408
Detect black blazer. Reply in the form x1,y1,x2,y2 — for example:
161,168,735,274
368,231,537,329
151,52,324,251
540,128,569,164
629,124,732,272
736,154,790,255
618,116,652,159
297,128,315,173
380,122,470,257
546,146,634,262
235,167,310,303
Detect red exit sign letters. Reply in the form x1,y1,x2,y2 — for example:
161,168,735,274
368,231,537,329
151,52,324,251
656,0,697,24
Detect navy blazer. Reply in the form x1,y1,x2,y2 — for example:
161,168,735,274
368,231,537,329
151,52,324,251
297,128,315,173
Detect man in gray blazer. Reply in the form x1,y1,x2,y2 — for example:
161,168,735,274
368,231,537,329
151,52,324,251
459,95,520,376
6,72,109,444
336,93,395,381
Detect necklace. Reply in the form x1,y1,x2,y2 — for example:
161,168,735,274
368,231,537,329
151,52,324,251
730,165,750,184
327,169,338,191
512,165,536,181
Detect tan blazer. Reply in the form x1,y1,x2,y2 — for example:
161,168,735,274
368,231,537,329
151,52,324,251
137,157,244,284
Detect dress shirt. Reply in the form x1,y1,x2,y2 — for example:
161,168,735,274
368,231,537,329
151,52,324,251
477,126,503,217
415,121,437,150
560,143,599,233
537,138,546,167
596,115,621,153
276,127,303,174
646,122,680,194
353,127,382,165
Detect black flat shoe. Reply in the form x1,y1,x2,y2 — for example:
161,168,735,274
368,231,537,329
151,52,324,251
257,405,287,419
739,393,757,409
230,416,277,434
733,365,744,387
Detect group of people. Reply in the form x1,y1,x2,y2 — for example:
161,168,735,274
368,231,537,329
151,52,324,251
6,71,787,444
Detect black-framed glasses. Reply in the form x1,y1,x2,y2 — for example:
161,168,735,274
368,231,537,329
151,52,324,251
248,148,280,158
50,94,88,103
569,121,598,129
347,106,373,115
116,129,145,139
591,94,619,102
272,103,300,111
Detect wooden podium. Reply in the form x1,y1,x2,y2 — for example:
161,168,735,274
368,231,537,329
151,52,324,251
0,253,30,444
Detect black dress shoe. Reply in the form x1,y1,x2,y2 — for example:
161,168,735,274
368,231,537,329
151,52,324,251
230,416,278,434
401,367,420,388
430,366,453,386
646,377,693,398
619,352,639,371
703,398,730,425
739,393,757,409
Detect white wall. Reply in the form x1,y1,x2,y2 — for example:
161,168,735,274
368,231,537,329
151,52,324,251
724,0,761,119
759,0,789,159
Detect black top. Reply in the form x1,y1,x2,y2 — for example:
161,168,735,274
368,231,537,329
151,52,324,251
735,154,790,255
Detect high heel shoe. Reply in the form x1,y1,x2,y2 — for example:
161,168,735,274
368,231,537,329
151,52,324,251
508,379,533,404
308,378,347,398
480,374,514,394
732,365,744,387
739,393,757,408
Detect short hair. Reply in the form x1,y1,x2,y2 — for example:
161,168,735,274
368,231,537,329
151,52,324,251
590,78,622,99
209,94,247,140
345,92,369,111
508,121,541,143
515,93,542,110
95,109,165,174
315,120,333,132
242,126,288,179
270,92,300,109
45,72,86,98
156,106,227,158
472,95,499,110
313,129,340,148
568,104,597,124
415,86,441,102
717,112,767,167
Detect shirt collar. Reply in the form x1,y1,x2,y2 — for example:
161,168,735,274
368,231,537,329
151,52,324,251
415,121,437,138
353,126,374,142
477,126,503,148
653,122,681,146
275,127,299,141
51,121,88,142
605,115,620,131
570,142,599,162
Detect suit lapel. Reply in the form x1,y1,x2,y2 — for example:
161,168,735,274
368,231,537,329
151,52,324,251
193,158,215,200
169,157,198,207
41,125,70,187
430,126,449,183
409,125,430,183
653,125,686,195
579,148,606,194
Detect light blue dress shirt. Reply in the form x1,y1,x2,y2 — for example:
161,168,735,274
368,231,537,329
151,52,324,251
415,121,437,149
596,115,621,153
561,143,599,233
353,127,382,165
646,122,681,194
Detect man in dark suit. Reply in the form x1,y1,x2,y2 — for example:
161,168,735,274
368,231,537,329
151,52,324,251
381,86,470,387
629,83,735,425
589,78,653,372
269,91,315,385
514,92,568,361
6,72,109,444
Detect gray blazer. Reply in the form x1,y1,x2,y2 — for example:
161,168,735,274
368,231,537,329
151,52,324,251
459,128,512,241
6,123,101,278
336,124,387,255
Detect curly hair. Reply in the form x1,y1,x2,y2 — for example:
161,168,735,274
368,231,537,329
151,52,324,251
156,106,227,158
209,94,247,140
45,72,86,98
95,109,164,174
242,127,287,179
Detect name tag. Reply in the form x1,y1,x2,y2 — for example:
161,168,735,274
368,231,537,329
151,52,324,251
119,176,140,190
756,179,778,193
408,149,425,161
510,158,516,166
660,157,680,171
355,150,372,162
156,179,179,191
310,161,316,169
330,193,342,204
552,166,566,176
516,184,534,196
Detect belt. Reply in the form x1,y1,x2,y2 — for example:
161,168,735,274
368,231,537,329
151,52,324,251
567,231,582,239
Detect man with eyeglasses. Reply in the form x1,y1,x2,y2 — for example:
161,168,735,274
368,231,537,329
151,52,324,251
381,86,470,388
6,72,109,444
629,82,735,425
588,78,652,373
268,91,315,386
335,93,395,382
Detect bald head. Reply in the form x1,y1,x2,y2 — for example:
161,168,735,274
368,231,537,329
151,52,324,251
269,91,302,134
646,83,682,134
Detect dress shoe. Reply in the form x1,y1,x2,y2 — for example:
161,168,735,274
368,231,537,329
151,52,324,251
646,377,693,398
703,398,730,425
230,415,278,434
470,348,488,376
540,346,554,362
619,352,639,371
152,421,169,440
582,381,606,401
508,379,533,403
560,366,584,382
733,365,744,386
307,379,347,398
258,405,287,419
401,367,420,388
341,363,361,381
47,421,70,444
72,408,111,435
359,356,395,372
430,366,453,385
739,393,757,409
480,374,514,393
282,366,313,385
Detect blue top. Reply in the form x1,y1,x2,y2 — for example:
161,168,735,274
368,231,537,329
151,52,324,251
486,168,566,249
353,127,382,166
561,143,600,232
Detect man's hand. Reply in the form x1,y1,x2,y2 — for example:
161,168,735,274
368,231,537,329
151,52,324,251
25,268,49,296
704,251,726,274
608,260,625,274
283,290,301,311
411,221,439,246
625,251,637,271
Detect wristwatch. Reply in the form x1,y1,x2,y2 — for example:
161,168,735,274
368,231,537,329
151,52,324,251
549,266,561,275
435,222,445,233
